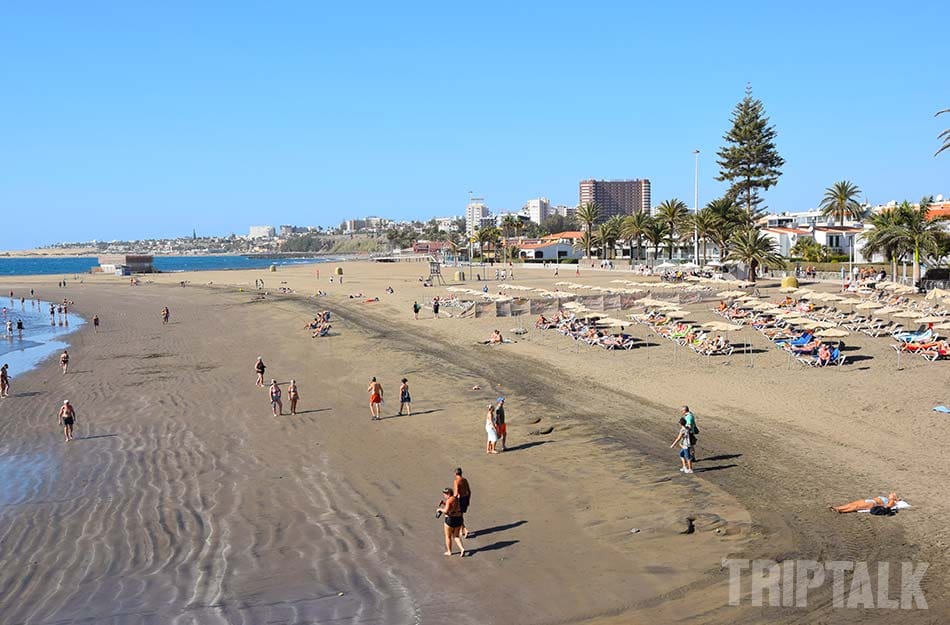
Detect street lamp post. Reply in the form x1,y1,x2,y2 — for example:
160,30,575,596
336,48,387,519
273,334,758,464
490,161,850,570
693,149,700,263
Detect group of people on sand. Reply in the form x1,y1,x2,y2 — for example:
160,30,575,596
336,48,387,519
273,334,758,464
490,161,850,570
305,311,332,337
670,406,699,473
366,376,412,420
255,357,300,416
411,298,441,319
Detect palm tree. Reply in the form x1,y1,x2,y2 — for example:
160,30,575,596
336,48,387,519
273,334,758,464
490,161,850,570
936,109,950,156
477,226,501,262
500,215,520,264
655,199,690,259
726,228,784,282
862,208,906,280
819,181,865,226
621,211,651,264
687,208,718,266
882,197,946,284
705,197,740,260
789,237,831,262
573,232,596,259
575,202,601,259
643,220,670,262
596,217,622,260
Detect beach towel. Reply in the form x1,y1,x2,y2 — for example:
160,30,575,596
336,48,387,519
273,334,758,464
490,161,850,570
859,500,911,513
933,406,950,414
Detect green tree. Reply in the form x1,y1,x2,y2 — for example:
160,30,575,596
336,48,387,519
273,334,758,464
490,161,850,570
862,207,906,279
573,232,596,259
686,208,718,266
541,213,575,235
726,228,784,282
936,108,950,156
705,197,741,261
819,181,865,226
596,217,623,259
500,215,520,264
477,226,501,261
621,211,652,264
716,88,785,216
880,197,946,284
790,237,831,262
575,202,601,259
655,199,690,259
643,219,670,262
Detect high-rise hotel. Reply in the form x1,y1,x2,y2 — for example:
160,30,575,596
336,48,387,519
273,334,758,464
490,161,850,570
578,179,651,221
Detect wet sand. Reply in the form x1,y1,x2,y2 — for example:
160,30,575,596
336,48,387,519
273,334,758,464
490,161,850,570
0,263,946,624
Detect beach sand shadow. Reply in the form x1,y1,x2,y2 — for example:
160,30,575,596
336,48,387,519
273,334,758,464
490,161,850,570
292,409,331,415
503,441,551,452
469,520,526,538
695,453,742,463
82,434,118,441
384,408,443,420
13,391,44,398
693,463,738,473
466,540,519,556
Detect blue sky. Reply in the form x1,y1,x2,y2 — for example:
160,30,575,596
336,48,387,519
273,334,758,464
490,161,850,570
1,1,947,248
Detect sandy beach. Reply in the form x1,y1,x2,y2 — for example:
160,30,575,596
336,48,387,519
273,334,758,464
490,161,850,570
0,261,946,624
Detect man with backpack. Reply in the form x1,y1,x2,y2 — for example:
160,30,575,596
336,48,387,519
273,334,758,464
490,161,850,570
681,405,698,462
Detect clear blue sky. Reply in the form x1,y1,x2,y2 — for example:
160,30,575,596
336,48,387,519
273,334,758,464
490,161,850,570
1,1,947,248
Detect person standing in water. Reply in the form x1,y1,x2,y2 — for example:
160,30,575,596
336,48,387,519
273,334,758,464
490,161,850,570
59,400,77,442
368,377,383,420
287,379,300,415
269,379,282,416
398,378,412,416
60,350,70,375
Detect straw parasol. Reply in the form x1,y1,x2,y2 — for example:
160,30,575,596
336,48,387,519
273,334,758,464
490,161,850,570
934,322,950,330
816,328,850,338
872,306,903,316
702,321,742,332
664,310,688,319
892,310,924,319
717,289,746,297
915,316,947,324
855,302,884,310
779,286,798,293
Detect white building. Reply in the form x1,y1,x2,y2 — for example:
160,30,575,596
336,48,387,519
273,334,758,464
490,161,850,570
522,197,551,224
249,225,276,239
494,211,530,229
435,216,460,232
465,201,489,237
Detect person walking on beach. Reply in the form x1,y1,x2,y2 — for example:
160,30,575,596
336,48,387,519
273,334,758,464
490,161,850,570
288,379,300,415
160,306,170,325
92,315,100,333
16,319,23,338
269,379,282,416
494,397,508,451
432,297,440,319
0,364,10,398
58,400,77,442
398,378,412,416
454,468,472,538
255,357,267,387
436,487,466,557
368,377,383,420
5,320,12,337
412,301,420,320
485,404,499,454
59,350,69,375
670,417,693,474
681,405,698,461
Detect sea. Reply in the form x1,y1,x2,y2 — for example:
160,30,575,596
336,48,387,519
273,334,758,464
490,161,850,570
1,299,84,382
0,255,333,276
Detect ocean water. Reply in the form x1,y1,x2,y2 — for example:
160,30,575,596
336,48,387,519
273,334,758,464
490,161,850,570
0,298,84,381
0,255,332,277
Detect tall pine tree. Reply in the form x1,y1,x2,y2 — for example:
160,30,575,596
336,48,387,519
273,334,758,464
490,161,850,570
716,86,784,222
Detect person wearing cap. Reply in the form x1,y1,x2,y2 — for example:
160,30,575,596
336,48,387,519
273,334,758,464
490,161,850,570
58,400,77,442
494,397,507,451
436,487,466,557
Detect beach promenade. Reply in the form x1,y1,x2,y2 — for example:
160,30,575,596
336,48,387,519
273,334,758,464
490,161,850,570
0,261,946,624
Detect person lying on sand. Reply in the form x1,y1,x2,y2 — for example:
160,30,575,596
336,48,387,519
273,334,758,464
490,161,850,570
348,293,364,299
830,492,899,513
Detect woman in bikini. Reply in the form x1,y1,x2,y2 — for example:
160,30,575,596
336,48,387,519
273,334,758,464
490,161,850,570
436,487,466,557
60,350,69,375
255,357,266,387
287,379,300,415
398,378,411,416
830,492,899,513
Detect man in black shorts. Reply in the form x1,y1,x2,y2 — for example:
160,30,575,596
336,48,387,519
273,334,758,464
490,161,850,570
453,467,472,538
58,400,77,442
